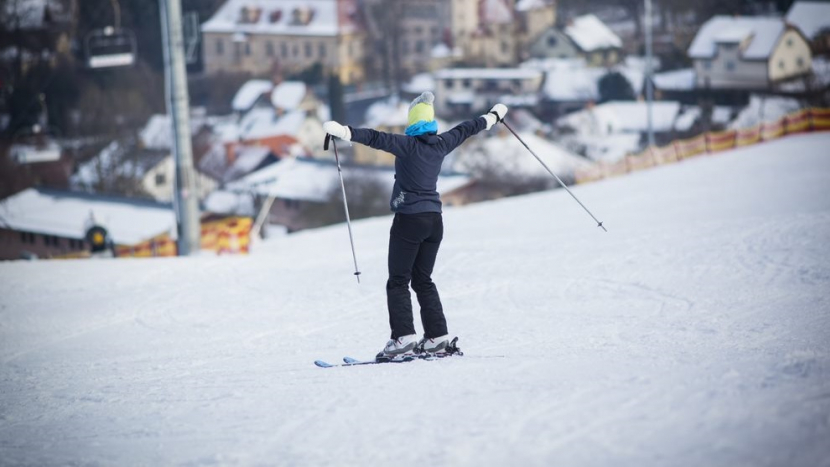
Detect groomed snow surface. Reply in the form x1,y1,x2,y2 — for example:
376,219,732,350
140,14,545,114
2,133,830,466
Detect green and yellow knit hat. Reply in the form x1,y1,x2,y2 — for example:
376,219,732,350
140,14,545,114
406,92,437,136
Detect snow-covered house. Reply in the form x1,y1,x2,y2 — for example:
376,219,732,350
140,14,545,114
688,16,812,90
0,187,176,260
564,14,623,66
71,139,217,204
270,81,321,114
786,1,830,55
433,67,544,117
231,79,274,114
528,14,623,66
201,0,366,84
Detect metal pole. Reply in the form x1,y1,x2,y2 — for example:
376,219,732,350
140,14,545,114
325,135,362,283
645,0,655,148
501,121,607,232
160,0,200,255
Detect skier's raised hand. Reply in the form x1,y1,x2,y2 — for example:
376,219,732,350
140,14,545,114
323,121,352,141
482,104,508,130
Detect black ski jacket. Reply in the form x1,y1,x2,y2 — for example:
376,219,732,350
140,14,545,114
350,117,487,214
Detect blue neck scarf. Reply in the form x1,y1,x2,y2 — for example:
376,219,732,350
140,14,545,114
405,120,438,136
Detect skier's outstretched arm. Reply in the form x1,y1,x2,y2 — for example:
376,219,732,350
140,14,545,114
439,104,508,152
323,121,412,158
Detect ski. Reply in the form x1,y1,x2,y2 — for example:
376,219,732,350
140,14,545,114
314,337,463,368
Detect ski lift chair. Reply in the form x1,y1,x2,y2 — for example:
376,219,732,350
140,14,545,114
85,26,137,69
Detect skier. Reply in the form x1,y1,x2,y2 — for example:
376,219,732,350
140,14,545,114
323,92,507,358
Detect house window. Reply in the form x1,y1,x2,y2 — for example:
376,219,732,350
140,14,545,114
155,173,166,186
281,43,288,57
292,44,299,57
415,40,425,53
547,36,558,47
245,42,251,56
703,60,712,70
445,79,454,89
779,60,785,69
462,79,471,88
305,42,313,58
787,38,793,47
401,40,409,54
797,56,805,68
501,41,510,54
319,43,326,58
216,39,224,55
20,232,35,244
266,41,274,57
726,61,735,71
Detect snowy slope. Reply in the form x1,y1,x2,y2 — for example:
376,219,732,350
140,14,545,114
2,133,830,466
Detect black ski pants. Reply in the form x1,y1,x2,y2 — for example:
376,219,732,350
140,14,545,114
386,212,447,339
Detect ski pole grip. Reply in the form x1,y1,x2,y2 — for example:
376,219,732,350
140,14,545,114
324,133,331,151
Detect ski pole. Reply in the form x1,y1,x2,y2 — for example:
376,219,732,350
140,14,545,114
500,120,607,232
325,134,362,282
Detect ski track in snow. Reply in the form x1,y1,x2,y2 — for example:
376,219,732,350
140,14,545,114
1,133,830,466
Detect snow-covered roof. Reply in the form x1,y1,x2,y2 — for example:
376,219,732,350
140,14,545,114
786,1,830,40
239,108,306,142
139,113,207,150
515,0,549,12
480,0,512,25
232,80,274,112
688,16,785,60
435,68,543,81
0,187,176,244
557,101,684,135
653,68,696,91
201,0,359,37
401,73,435,94
71,141,170,189
203,190,256,217
270,81,307,111
564,14,623,52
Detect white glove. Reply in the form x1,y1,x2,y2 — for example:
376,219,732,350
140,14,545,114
481,103,508,130
323,121,351,141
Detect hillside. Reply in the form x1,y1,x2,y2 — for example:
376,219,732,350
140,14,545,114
1,133,829,466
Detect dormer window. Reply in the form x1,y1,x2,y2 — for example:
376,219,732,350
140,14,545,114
290,7,315,25
239,6,262,24
269,10,282,23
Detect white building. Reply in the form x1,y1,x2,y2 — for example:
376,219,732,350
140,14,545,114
688,16,812,90
433,68,544,116
201,0,366,84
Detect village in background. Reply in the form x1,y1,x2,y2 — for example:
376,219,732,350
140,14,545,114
1,0,828,260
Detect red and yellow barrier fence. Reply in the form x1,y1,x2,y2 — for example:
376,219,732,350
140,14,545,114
576,107,830,184
114,216,253,258
200,217,253,255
